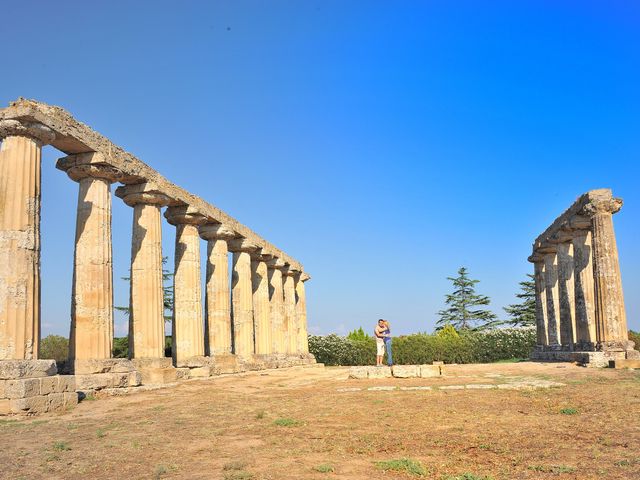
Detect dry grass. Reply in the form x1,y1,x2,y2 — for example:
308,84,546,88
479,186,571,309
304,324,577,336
0,363,639,479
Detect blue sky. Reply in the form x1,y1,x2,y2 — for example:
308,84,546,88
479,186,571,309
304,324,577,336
2,1,639,336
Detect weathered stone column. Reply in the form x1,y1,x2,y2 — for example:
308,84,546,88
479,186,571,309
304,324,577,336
282,266,298,354
228,238,259,357
267,258,286,354
251,252,272,355
572,227,597,349
542,249,560,347
529,254,548,348
116,183,170,359
57,153,122,361
0,121,55,360
199,223,235,356
556,239,576,348
165,205,207,366
584,196,630,349
295,273,310,354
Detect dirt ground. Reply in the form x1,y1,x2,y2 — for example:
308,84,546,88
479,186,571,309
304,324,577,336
1,362,639,480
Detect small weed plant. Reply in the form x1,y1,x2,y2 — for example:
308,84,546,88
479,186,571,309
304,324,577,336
273,418,299,427
314,463,335,473
375,458,427,477
560,408,579,415
53,442,71,451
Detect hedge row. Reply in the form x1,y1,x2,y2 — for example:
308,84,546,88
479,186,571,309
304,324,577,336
308,327,537,366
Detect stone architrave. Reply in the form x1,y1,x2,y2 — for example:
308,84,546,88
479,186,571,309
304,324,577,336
295,273,310,354
115,183,171,359
229,238,259,357
556,239,576,348
542,250,560,347
165,205,207,366
571,227,596,349
0,120,55,360
57,153,123,361
529,255,548,347
251,252,272,355
282,266,298,354
199,223,236,356
585,197,630,349
267,258,286,354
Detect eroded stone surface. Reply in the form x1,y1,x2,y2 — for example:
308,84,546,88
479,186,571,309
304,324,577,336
0,360,57,379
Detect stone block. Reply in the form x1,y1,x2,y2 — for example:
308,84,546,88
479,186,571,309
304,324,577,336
0,399,11,415
10,395,48,414
369,366,393,378
0,380,5,398
610,359,640,369
368,386,396,391
0,360,57,379
420,365,441,378
5,378,41,399
139,367,178,384
391,365,419,378
626,350,640,360
75,373,112,390
175,368,191,379
63,392,79,407
128,371,142,387
432,361,444,366
39,376,59,395
465,384,496,389
349,367,369,379
112,373,131,388
71,359,135,375
177,356,210,368
131,357,173,369
399,386,432,391
189,366,211,378
439,385,465,390
47,393,65,412
57,375,76,392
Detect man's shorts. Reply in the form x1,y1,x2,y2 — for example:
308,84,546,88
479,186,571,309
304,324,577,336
376,338,385,356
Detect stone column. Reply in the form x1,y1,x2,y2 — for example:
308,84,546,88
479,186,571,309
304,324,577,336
282,266,298,354
199,223,235,356
556,240,576,348
0,121,55,360
57,153,122,361
165,205,207,366
295,273,310,354
572,228,597,349
529,254,548,348
115,183,170,359
251,252,272,355
267,258,286,354
584,197,630,349
228,238,259,357
542,249,560,347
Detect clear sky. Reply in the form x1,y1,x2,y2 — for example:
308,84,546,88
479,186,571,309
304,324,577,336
2,1,639,337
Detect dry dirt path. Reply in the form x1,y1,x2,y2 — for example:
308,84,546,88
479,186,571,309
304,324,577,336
1,362,639,479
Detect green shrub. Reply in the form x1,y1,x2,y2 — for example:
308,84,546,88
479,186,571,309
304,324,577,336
629,330,640,348
39,335,69,362
112,336,129,358
309,327,535,366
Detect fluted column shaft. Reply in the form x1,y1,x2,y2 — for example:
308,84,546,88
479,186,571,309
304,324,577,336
230,239,256,357
57,153,122,361
543,251,560,346
252,258,271,355
589,206,629,345
295,275,309,354
283,270,297,354
532,261,548,346
268,263,285,354
165,206,206,366
572,230,596,348
200,224,235,356
557,242,576,347
0,121,54,360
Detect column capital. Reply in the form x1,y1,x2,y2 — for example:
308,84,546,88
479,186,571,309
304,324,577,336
568,215,591,231
0,119,55,145
164,205,207,226
57,152,124,183
299,272,311,282
228,237,260,253
282,265,301,277
115,182,171,207
199,222,236,241
584,197,623,216
527,253,545,264
267,257,286,270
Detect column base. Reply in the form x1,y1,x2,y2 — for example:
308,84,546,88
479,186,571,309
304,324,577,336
131,357,177,384
531,347,640,367
0,360,78,415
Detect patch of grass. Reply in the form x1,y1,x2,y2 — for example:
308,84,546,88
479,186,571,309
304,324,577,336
52,442,70,452
442,474,494,480
528,465,576,474
255,410,266,420
96,429,106,438
375,458,427,477
83,393,97,401
30,420,48,426
223,460,249,471
314,463,335,473
65,423,79,430
154,464,168,479
560,407,579,415
273,418,299,427
223,472,254,480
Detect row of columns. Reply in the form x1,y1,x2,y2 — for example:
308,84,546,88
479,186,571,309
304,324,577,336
529,194,632,352
0,123,310,365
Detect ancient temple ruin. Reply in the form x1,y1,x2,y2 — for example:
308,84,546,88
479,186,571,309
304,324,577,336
0,98,314,414
528,189,638,366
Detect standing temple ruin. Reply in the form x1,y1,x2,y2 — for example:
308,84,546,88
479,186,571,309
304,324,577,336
528,189,638,366
0,98,314,414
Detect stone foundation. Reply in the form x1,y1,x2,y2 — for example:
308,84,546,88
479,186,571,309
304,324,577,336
349,364,444,379
530,348,637,368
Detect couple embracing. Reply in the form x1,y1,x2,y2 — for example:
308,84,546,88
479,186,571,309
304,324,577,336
374,318,393,367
